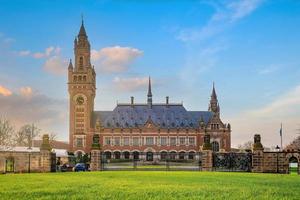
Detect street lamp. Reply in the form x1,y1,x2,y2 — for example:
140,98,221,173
275,145,280,173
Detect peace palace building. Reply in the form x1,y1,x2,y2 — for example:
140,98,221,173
68,21,231,160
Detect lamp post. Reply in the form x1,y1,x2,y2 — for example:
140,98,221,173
275,145,280,173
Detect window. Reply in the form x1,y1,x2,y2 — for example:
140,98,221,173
160,137,167,146
114,137,120,146
133,137,139,146
160,151,168,160
179,152,185,160
188,152,195,160
189,137,195,146
79,57,83,68
114,152,121,159
104,152,111,159
146,137,154,145
83,76,86,81
179,137,186,145
73,76,77,82
212,141,220,152
170,137,177,146
123,151,130,159
105,137,111,145
76,138,83,147
123,137,130,146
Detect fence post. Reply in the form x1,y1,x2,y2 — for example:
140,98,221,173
252,134,264,173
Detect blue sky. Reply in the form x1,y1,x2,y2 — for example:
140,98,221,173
0,0,300,147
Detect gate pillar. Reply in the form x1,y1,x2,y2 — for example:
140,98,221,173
252,134,264,173
40,134,52,172
90,134,101,171
202,133,213,171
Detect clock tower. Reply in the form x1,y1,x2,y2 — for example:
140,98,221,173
68,20,96,154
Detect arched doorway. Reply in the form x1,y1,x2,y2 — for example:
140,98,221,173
5,157,14,173
289,156,298,174
160,151,167,160
146,152,153,161
104,151,112,160
179,151,185,160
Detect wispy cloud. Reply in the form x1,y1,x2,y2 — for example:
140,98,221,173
229,84,300,147
112,76,149,92
177,0,264,42
91,46,143,73
0,85,12,96
257,64,279,75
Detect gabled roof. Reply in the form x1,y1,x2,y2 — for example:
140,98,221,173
93,104,213,129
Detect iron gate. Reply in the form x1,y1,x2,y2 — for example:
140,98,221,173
100,152,202,171
213,152,252,172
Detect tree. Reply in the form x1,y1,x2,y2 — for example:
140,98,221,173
0,117,15,147
237,140,253,151
14,124,40,147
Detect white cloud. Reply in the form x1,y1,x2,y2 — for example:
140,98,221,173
32,46,61,59
19,86,33,98
113,76,149,92
0,85,12,96
91,46,143,73
43,56,68,75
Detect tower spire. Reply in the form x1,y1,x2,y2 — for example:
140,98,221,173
78,15,87,37
147,76,152,107
208,82,220,114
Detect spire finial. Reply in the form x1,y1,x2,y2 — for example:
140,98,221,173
78,14,87,37
147,76,152,107
81,13,84,25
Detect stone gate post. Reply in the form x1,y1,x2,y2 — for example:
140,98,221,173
252,134,264,173
202,133,213,171
40,134,52,172
90,134,101,171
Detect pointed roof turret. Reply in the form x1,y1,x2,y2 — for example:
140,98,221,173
78,19,87,37
147,76,152,107
208,82,220,114
68,59,73,70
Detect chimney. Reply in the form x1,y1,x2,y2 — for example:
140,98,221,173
131,96,134,105
166,96,169,106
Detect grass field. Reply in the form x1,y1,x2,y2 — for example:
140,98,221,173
0,171,299,200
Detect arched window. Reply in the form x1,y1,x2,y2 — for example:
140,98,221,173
170,151,176,160
212,141,220,152
104,152,111,159
73,76,77,82
78,76,82,81
123,151,130,159
188,152,195,160
114,151,121,159
179,151,185,160
79,57,83,68
133,151,139,160
83,76,86,81
160,151,167,160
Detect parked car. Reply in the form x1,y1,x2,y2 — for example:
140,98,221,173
74,163,86,172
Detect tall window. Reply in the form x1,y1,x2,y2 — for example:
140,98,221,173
123,137,130,146
170,137,177,146
160,137,167,146
188,137,195,146
79,57,83,68
76,138,83,147
133,137,139,146
114,137,120,146
212,141,220,152
105,137,111,145
179,137,186,145
146,137,154,145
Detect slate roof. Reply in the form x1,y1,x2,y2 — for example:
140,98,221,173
93,104,213,129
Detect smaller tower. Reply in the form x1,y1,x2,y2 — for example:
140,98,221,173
147,76,152,107
208,82,220,116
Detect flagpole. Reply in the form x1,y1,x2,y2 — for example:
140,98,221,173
280,123,283,151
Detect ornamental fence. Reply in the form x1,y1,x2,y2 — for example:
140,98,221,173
212,152,252,172
100,152,203,171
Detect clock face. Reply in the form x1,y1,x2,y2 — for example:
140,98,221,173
76,96,84,105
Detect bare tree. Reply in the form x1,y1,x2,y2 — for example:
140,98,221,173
237,140,253,151
49,132,57,141
14,124,40,147
0,117,15,147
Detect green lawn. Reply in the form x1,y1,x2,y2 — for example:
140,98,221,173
0,171,299,200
